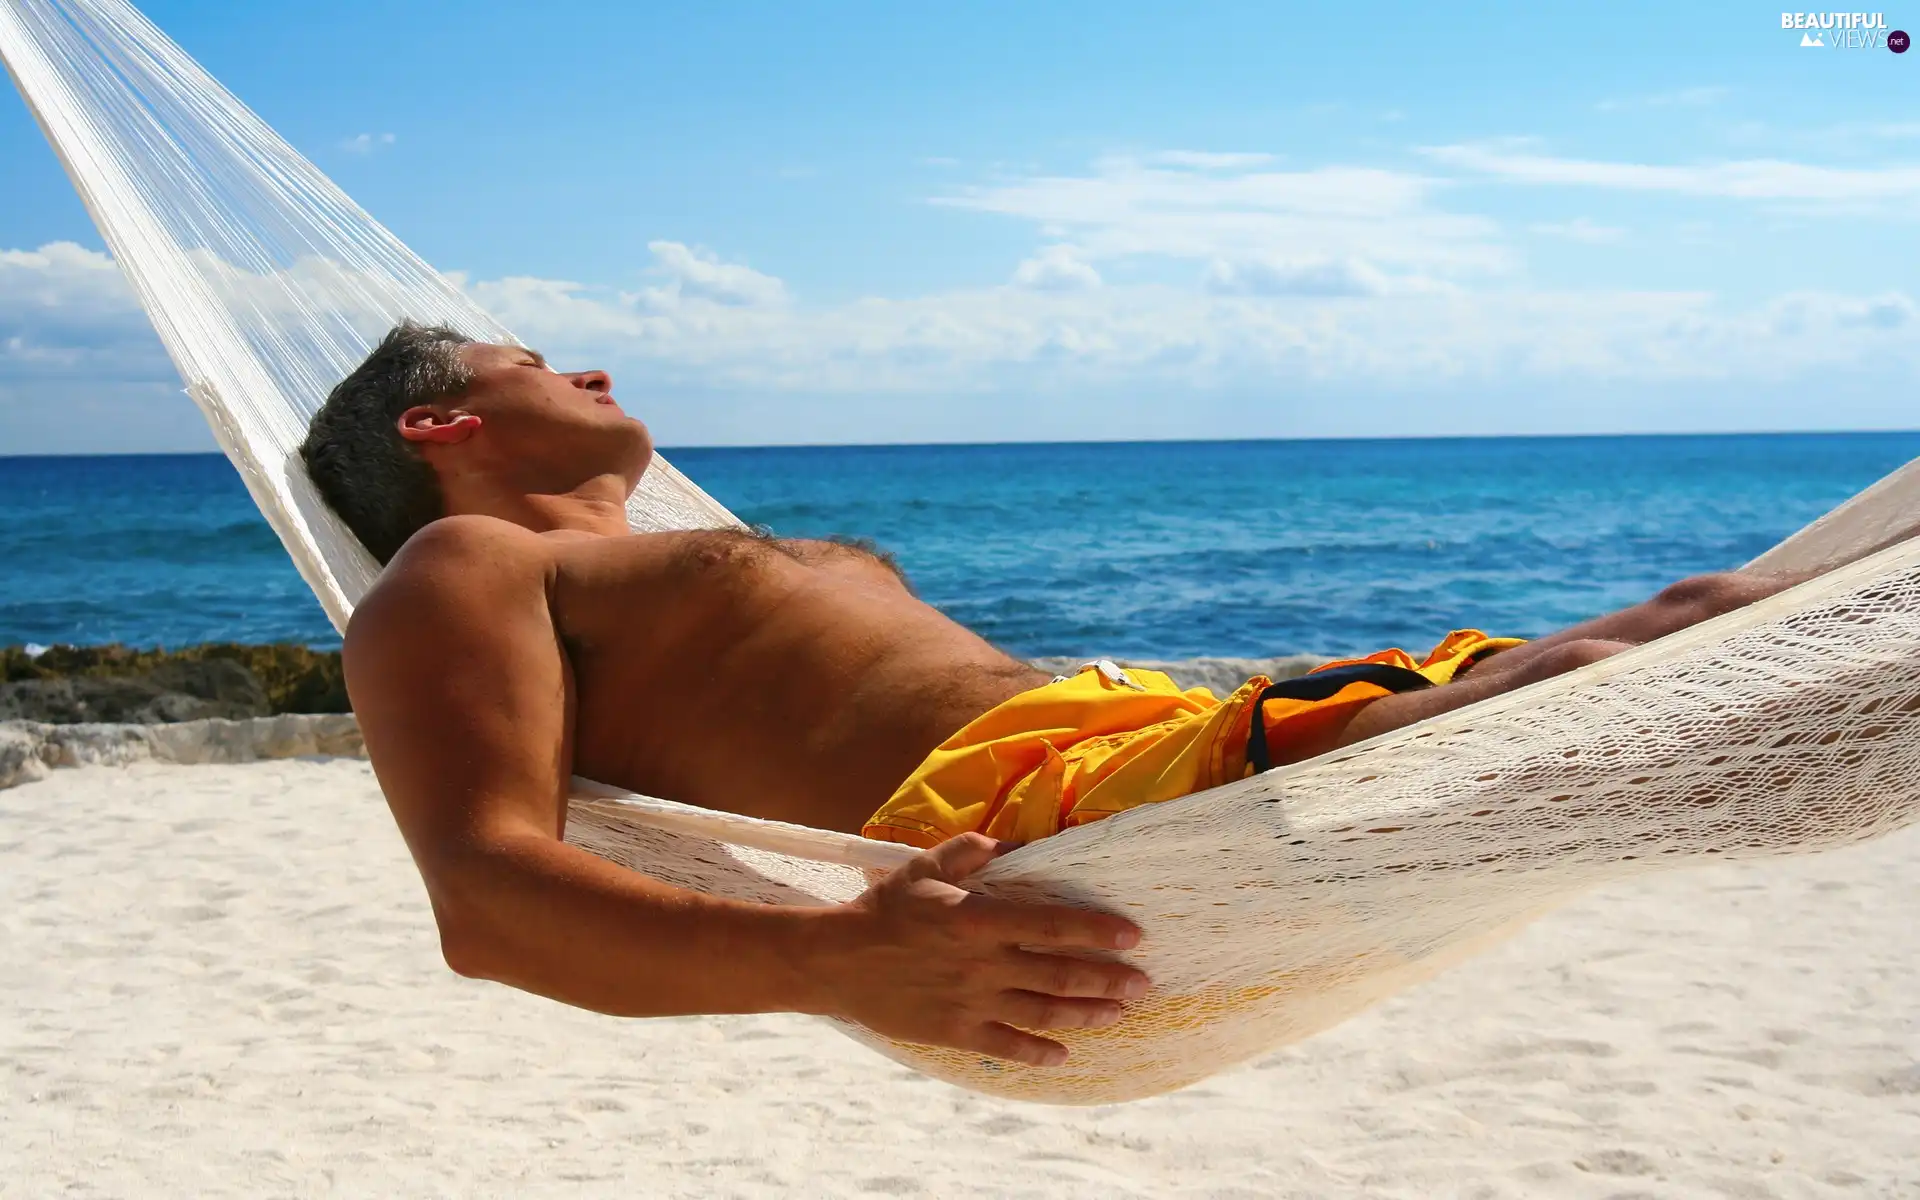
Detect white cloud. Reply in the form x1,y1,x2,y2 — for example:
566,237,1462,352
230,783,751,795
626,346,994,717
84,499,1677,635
1011,245,1102,291
1425,142,1920,207
1528,218,1627,243
4,222,1915,413
1811,291,1914,330
340,132,397,154
0,242,136,320
0,242,167,380
0,243,209,451
452,267,1920,401
640,241,786,308
4,143,1917,450
937,154,1510,277
1202,256,1392,297
1722,117,1920,155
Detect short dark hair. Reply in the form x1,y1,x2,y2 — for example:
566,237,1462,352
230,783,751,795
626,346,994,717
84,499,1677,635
300,321,474,564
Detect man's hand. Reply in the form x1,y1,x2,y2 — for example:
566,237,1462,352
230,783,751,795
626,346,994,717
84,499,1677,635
810,833,1150,1066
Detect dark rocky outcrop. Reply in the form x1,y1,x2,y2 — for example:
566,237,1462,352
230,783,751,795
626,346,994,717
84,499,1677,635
0,643,346,724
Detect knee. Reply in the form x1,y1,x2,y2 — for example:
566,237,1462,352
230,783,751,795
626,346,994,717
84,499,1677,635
1530,638,1631,678
1654,571,1769,619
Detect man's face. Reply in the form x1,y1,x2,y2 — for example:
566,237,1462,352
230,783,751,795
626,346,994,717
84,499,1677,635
429,342,653,485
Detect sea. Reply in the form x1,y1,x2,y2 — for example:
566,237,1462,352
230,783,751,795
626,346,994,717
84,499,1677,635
3,432,1918,660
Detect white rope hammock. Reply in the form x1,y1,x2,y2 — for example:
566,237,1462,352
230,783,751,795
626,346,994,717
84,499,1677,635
8,0,1920,1106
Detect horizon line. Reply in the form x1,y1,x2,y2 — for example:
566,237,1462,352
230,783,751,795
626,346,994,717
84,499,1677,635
5,426,1920,462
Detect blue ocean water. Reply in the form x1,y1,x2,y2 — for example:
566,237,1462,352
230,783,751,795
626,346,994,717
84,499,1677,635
4,433,1919,658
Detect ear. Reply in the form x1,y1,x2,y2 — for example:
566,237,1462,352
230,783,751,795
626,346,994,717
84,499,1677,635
397,406,482,445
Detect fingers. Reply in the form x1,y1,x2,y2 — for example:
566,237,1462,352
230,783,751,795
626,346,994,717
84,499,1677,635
901,838,1145,953
979,896,1142,952
1007,948,1149,1001
963,989,1129,1066
948,970,1145,1067
968,1022,1070,1068
993,988,1126,1034
914,831,1010,884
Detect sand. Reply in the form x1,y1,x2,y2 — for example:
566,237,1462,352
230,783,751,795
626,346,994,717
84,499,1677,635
3,758,1917,1198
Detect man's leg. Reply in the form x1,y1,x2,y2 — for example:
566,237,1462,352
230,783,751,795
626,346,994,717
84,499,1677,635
1328,565,1830,754
1460,506,1920,688
1459,569,1809,682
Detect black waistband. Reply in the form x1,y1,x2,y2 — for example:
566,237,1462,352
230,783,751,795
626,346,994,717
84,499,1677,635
1245,663,1434,774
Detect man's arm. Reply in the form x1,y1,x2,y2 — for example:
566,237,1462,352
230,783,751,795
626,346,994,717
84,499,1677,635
346,517,1147,1065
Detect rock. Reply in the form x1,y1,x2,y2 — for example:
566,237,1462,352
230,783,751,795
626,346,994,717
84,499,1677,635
0,713,367,791
2,642,346,716
0,723,50,789
144,713,364,763
0,677,176,724
146,658,272,714
40,722,157,769
0,657,271,724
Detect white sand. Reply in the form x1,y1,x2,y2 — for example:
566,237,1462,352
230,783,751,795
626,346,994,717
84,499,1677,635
3,759,1917,1198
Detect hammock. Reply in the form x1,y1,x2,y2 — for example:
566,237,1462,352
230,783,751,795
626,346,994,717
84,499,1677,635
8,0,1920,1107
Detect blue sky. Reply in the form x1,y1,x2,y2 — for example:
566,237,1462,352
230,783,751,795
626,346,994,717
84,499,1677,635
2,0,1917,452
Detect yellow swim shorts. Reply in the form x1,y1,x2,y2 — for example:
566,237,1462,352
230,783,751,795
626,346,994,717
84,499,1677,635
862,630,1523,850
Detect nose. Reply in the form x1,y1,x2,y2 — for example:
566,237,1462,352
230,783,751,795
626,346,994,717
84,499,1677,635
566,369,612,396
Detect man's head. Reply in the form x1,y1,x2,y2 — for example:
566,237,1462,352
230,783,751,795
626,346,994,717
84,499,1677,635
300,321,651,562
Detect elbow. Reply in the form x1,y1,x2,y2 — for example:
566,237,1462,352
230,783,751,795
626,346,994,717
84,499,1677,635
416,830,553,987
437,918,495,981
426,883,501,982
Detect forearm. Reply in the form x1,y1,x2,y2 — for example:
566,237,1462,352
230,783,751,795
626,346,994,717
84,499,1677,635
409,826,1151,1069
1330,646,1583,753
424,831,838,1019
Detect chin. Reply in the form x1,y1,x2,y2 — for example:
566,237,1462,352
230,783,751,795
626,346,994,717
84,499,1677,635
617,414,655,478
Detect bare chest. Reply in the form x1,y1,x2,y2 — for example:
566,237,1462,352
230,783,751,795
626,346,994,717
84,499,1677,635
541,530,1037,829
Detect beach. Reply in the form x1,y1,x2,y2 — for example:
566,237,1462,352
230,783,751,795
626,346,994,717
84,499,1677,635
4,756,1916,1197
7,438,1920,1195
5,0,1918,1189
7,436,1920,1198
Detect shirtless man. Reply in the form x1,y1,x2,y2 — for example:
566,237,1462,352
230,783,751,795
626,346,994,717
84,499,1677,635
306,322,1866,1068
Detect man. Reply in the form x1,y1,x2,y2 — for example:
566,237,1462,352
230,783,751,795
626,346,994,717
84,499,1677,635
305,322,1870,1069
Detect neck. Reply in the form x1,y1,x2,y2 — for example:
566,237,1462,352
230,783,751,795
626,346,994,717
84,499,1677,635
441,472,634,538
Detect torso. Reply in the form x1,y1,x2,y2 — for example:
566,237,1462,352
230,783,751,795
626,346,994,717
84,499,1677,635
543,528,1046,834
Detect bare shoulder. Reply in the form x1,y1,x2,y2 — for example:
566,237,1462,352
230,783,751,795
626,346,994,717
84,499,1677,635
342,515,563,715
342,515,574,842
349,516,552,638
370,513,551,587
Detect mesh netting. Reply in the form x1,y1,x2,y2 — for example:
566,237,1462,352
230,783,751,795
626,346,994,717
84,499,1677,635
0,0,737,632
8,0,1919,1106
